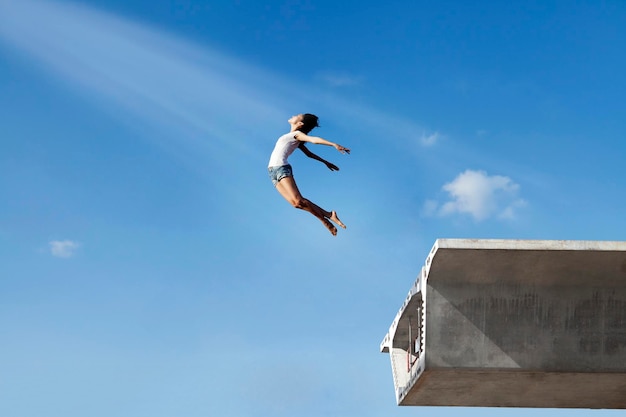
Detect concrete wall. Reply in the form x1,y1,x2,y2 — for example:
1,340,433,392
381,239,626,408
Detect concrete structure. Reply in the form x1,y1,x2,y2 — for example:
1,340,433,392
380,239,626,408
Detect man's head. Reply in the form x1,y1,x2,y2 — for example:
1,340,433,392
290,113,319,134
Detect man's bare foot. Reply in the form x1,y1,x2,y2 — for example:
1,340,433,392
321,218,337,236
329,211,346,229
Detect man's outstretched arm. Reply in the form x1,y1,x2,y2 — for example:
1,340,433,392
298,142,339,171
295,132,350,154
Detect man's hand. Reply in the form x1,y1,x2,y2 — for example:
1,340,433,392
325,161,339,171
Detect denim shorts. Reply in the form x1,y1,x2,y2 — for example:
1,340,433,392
268,164,293,186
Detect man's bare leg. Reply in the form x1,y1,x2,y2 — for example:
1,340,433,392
297,197,339,235
275,177,345,235
329,211,346,229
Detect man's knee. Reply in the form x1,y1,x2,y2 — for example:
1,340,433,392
291,196,306,209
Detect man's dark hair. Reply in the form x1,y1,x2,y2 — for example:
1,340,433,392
299,113,320,134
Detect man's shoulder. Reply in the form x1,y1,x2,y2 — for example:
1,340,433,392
278,131,298,141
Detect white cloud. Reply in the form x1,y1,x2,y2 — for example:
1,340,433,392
315,71,363,87
49,240,80,258
420,131,440,147
429,169,526,221
498,199,528,220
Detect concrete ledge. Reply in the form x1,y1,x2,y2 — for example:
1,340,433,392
402,370,626,408
381,239,626,409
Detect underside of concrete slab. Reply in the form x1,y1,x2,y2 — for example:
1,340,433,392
381,239,626,409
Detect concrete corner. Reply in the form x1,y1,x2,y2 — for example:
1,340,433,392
381,239,626,408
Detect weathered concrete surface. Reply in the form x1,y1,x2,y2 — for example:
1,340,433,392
381,239,626,408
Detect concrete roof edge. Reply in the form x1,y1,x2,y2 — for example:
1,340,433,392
434,239,626,252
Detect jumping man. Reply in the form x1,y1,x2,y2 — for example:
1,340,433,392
268,113,350,236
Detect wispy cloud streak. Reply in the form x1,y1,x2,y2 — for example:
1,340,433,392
0,0,437,169
0,0,284,157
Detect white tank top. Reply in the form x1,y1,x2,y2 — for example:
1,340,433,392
268,132,299,167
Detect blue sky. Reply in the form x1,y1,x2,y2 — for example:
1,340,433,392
1,0,625,416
